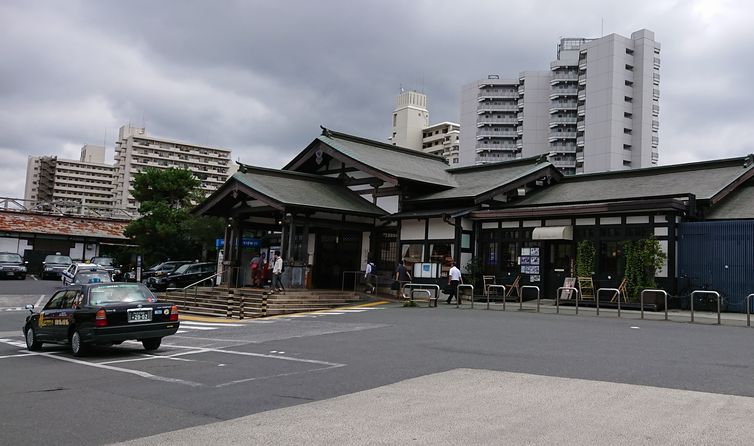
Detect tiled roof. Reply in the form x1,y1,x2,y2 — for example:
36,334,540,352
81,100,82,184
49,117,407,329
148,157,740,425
0,212,129,240
514,156,754,207
707,185,754,219
232,167,386,216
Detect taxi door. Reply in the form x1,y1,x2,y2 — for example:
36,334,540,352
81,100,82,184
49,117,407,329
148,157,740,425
37,291,66,341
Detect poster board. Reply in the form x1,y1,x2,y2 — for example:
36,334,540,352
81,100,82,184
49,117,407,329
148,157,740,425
560,277,577,300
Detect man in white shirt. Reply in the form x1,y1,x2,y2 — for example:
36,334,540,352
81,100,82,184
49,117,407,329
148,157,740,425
364,260,376,294
272,251,285,292
447,262,463,304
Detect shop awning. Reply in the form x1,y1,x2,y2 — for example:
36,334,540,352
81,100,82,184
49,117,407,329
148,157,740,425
532,226,573,240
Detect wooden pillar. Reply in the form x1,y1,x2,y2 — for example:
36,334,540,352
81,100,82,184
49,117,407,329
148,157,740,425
287,215,295,262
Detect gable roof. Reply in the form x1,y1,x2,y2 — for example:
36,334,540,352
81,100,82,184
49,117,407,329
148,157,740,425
196,165,386,217
409,156,559,203
706,184,754,220
512,156,754,207
0,211,128,240
285,128,456,187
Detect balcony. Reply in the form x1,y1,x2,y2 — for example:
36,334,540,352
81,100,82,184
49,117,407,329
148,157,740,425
477,116,518,126
478,103,519,112
476,142,518,151
516,126,524,136
516,140,523,149
550,72,579,84
549,88,578,99
549,101,578,113
551,158,577,169
579,59,587,70
477,129,518,139
549,117,577,126
579,76,587,86
577,105,586,116
577,136,585,146
550,143,577,153
578,90,586,101
548,131,577,142
478,90,518,100
518,85,525,94
517,112,524,122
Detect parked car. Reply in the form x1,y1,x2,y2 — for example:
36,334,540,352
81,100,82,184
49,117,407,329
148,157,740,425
90,256,123,281
125,260,193,283
71,270,113,284
0,252,27,280
147,262,217,291
61,263,103,285
23,282,179,356
41,254,73,280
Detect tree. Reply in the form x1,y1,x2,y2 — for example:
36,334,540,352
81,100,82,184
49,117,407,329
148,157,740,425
124,168,224,265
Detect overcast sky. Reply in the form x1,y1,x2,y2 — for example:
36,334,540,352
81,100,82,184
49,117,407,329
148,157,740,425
2,0,753,199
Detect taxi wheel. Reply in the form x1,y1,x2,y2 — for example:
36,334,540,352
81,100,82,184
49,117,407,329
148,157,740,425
70,330,88,357
142,337,162,351
25,327,42,351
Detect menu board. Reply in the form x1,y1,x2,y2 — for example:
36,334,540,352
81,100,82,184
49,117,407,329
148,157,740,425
520,247,540,276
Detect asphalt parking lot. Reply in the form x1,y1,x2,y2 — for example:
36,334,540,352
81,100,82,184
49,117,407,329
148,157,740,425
3,281,754,445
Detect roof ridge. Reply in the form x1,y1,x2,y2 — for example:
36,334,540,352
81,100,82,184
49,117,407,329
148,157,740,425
446,154,549,173
321,126,449,163
235,162,338,183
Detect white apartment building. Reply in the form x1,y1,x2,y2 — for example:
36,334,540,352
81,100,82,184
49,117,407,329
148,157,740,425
389,90,460,164
24,145,115,210
460,29,660,174
113,125,234,211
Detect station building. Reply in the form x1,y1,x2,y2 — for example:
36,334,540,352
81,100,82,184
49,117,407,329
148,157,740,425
195,127,754,311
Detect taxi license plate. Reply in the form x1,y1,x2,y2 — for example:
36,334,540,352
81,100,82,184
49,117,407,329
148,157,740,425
7,272,14,276
127,309,152,323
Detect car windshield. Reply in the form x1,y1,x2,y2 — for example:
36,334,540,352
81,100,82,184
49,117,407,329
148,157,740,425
0,254,23,263
89,284,155,305
74,271,112,284
92,257,115,266
44,255,72,264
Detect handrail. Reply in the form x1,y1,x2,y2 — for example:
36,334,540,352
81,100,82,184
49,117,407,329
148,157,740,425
166,266,240,292
690,290,721,324
556,287,579,314
641,289,668,321
341,270,364,292
457,284,474,309
520,285,541,313
596,288,620,317
486,284,506,310
746,294,754,327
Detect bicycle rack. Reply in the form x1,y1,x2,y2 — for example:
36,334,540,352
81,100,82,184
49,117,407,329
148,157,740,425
556,287,579,314
401,283,441,307
746,294,754,327
486,285,506,310
690,290,721,324
596,288,621,317
520,285,541,313
410,289,434,307
640,289,668,321
458,284,474,309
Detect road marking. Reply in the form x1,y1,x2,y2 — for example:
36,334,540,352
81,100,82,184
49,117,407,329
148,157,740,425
35,294,46,307
0,339,27,348
180,321,244,327
0,353,34,359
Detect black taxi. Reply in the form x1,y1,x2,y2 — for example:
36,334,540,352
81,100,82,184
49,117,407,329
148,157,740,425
23,282,179,356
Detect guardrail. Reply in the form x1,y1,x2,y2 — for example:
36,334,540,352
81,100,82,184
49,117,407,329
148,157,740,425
458,284,474,309
691,290,721,324
641,289,668,321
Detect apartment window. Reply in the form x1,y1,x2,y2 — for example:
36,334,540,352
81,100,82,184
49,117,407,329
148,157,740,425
623,160,632,166
624,112,633,118
625,80,633,87
392,114,397,127
623,144,632,150
623,128,632,135
625,64,634,71
624,96,633,103
625,48,634,55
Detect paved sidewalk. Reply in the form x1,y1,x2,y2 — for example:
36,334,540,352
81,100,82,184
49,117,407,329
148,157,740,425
115,368,754,445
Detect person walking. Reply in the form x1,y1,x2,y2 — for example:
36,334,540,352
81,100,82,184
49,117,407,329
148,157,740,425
364,260,376,294
447,262,463,304
272,251,285,293
395,260,412,298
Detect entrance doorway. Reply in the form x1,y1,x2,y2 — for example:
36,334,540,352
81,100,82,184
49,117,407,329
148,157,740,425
543,241,574,299
313,230,362,289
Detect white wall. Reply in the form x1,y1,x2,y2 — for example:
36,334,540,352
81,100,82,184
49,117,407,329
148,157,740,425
401,220,425,240
361,231,371,269
428,218,454,239
376,196,399,214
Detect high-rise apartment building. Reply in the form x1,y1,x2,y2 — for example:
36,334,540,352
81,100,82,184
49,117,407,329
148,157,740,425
389,90,460,164
460,29,660,174
24,145,115,210
113,125,234,211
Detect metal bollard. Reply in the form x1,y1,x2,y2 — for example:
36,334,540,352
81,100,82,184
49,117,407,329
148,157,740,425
690,290,721,324
520,285,541,313
746,294,754,327
486,285,506,310
457,284,474,309
640,289,668,321
596,288,620,318
556,287,579,315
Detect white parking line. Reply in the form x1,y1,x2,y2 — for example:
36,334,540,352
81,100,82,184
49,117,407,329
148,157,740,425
180,321,244,327
34,294,46,307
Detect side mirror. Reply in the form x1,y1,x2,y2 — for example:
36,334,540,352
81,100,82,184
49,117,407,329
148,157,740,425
25,304,35,314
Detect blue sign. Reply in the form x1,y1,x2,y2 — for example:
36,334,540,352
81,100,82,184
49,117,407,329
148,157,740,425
216,238,261,249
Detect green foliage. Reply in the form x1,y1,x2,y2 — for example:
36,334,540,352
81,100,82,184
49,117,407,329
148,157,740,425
124,168,223,265
623,237,667,301
464,256,484,290
575,240,595,277
402,300,418,307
